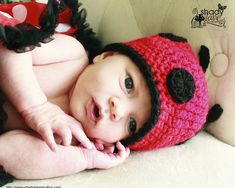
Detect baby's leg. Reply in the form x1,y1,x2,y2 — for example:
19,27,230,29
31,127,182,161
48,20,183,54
0,130,87,179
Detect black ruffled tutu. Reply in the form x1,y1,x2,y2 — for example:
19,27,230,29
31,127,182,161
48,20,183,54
0,0,101,60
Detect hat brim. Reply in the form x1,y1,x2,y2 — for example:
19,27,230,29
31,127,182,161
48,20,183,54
102,43,161,147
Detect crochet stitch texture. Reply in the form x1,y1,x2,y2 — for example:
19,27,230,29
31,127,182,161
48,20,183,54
103,34,209,150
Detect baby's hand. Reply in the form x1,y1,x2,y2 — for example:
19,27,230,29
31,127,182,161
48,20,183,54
83,142,130,169
93,138,115,154
21,101,92,152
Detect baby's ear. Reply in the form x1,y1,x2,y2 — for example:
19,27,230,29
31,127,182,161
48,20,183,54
93,51,116,63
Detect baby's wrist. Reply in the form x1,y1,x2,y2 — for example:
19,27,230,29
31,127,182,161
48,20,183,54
81,148,94,170
20,101,48,118
20,101,53,130
17,93,48,113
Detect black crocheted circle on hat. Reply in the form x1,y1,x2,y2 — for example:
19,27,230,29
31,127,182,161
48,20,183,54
167,68,196,103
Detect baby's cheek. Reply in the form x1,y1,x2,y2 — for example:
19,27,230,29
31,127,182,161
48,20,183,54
103,131,127,144
69,102,82,122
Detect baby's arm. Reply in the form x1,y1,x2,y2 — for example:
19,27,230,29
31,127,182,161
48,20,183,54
0,130,87,179
0,130,130,179
0,34,91,151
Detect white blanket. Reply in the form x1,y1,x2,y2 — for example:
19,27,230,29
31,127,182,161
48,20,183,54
7,131,235,188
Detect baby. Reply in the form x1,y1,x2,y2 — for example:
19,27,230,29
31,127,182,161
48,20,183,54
0,32,138,179
0,0,210,182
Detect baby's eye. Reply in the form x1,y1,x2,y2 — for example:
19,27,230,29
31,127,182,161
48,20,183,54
125,75,134,94
129,117,137,134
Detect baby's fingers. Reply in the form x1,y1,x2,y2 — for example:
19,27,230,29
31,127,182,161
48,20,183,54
103,144,115,154
73,129,93,149
69,120,93,149
103,142,130,168
54,125,72,146
115,142,130,158
38,125,58,152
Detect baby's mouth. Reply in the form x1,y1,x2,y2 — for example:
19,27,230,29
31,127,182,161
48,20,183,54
94,105,99,118
86,98,103,124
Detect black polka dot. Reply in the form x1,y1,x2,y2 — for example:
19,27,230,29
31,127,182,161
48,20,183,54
167,68,196,103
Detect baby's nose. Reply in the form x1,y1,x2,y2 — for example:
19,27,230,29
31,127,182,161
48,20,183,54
109,97,123,121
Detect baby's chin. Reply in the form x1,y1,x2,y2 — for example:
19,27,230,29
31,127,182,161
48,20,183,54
82,124,118,144
82,128,101,142
86,132,114,145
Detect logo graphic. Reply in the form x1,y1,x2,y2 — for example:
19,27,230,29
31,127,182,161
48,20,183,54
191,3,227,28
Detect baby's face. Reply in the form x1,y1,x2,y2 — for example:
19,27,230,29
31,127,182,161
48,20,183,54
69,51,151,145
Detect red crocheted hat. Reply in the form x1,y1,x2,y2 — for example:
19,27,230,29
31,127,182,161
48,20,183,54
103,33,209,150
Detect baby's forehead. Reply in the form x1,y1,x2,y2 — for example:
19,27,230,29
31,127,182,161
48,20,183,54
112,52,140,68
111,52,150,90
101,50,151,102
